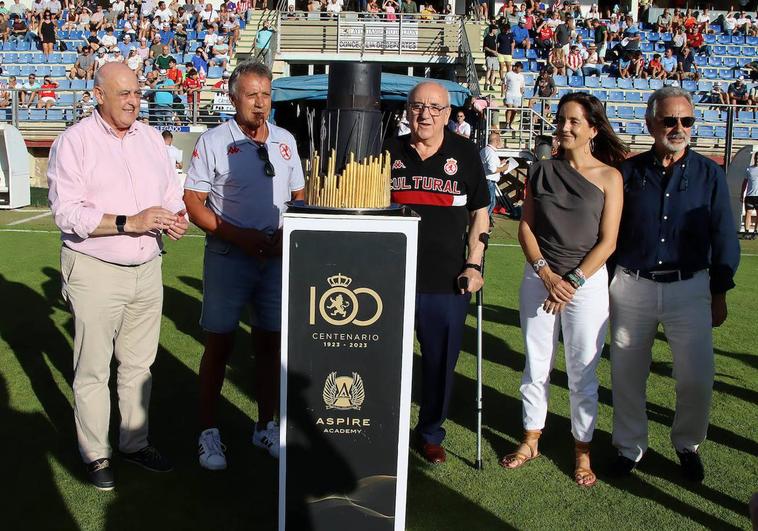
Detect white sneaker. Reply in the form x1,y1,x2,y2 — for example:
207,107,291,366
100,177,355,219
198,428,227,470
252,420,280,459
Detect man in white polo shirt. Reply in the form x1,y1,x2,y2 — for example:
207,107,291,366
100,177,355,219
184,61,305,470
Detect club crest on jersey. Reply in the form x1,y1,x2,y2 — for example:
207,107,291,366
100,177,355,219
392,159,406,170
279,143,292,160
443,158,458,176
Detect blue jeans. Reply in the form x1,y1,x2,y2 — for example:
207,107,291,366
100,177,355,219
487,179,498,216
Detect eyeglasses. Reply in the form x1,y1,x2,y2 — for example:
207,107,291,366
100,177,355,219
661,116,695,128
257,145,275,177
408,102,449,117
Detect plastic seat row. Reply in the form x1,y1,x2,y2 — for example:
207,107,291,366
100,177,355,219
3,65,69,77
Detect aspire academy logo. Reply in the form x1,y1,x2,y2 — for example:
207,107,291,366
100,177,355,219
322,372,365,410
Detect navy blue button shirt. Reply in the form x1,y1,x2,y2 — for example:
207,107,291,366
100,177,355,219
617,148,740,293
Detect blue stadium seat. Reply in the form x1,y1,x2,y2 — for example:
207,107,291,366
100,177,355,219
714,126,727,138
207,66,224,78
512,49,526,59
695,55,708,66
704,34,716,44
626,91,643,102
29,108,46,120
708,56,723,66
733,127,750,138
62,52,77,63
617,77,633,89
626,122,644,135
649,79,664,89
724,57,738,68
19,65,34,76
713,45,727,55
552,74,566,86
661,32,672,41
31,52,44,64
589,89,607,99
526,49,538,60
632,78,648,90
718,34,732,44
634,107,646,119
569,76,583,88
35,65,51,76
52,65,66,77
751,127,758,139
682,80,698,92
694,108,704,120
17,53,29,64
697,125,714,137
57,79,71,89
57,93,75,105
5,41,17,51
610,120,623,132
5,65,20,76
738,113,756,124
648,32,660,41
601,77,616,89
727,45,741,56
557,88,571,98
17,109,29,121
47,109,64,121
187,30,196,40
704,110,721,122
197,31,207,41
0,109,10,121
71,79,86,90
85,80,94,89
719,70,735,80
641,42,654,52
739,57,753,66
523,73,536,85
16,42,30,51
748,36,758,46
188,41,200,52
609,90,626,102
710,24,722,33
46,52,61,63
584,76,600,88
3,52,17,62
732,35,746,45
743,48,756,57
528,60,541,72
523,87,535,98
654,41,666,52
703,68,718,79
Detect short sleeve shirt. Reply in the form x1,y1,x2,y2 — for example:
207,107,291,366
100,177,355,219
185,119,305,234
661,55,677,72
384,130,490,293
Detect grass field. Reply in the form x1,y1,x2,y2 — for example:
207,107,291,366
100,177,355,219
0,208,756,531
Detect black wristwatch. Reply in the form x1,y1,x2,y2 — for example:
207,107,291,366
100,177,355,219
463,263,482,272
116,215,127,233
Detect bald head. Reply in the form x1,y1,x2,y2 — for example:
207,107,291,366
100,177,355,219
94,63,141,137
406,81,451,145
488,132,501,147
407,81,451,107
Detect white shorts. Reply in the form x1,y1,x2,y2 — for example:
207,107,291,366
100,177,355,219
505,95,522,107
40,96,56,104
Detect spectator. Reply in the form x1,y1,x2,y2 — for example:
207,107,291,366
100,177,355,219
0,13,8,43
504,61,525,130
154,1,173,23
723,11,737,36
617,52,632,78
191,47,209,76
704,81,728,106
480,131,509,223
7,0,22,18
497,23,514,87
591,18,606,59
535,18,554,58
197,2,219,30
657,8,672,32
159,22,174,47
529,66,556,121
581,42,603,76
76,90,95,118
400,0,417,14
555,15,572,55
210,35,229,68
643,52,663,79
70,46,96,79
100,26,117,51
254,20,274,68
94,47,109,70
167,57,183,84
183,67,202,117
153,70,176,124
566,44,583,77
697,9,710,31
174,22,188,53
136,37,150,62
126,47,143,72
677,46,698,81
630,50,645,78
483,25,499,91
39,11,55,58
149,34,164,60
686,27,705,55
548,44,566,76
728,77,749,117
34,75,58,109
0,75,13,107
325,0,341,17
383,0,398,21
512,19,531,52
119,34,136,57
660,48,678,79
155,45,173,70
19,73,40,106
162,130,183,171
620,15,640,55
448,110,471,138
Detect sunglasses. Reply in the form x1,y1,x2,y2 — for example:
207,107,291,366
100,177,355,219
257,145,275,177
661,116,695,128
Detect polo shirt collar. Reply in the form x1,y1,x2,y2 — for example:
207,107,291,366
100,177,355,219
228,117,270,147
93,108,138,138
648,145,692,169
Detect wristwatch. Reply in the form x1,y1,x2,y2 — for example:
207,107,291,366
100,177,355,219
116,215,127,233
532,258,547,273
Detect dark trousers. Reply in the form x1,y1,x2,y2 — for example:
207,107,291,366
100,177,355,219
415,292,471,445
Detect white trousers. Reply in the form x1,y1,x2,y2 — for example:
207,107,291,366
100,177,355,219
519,264,609,442
610,267,714,462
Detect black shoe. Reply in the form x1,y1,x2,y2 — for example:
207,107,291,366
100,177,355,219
87,458,115,491
122,445,173,472
609,454,638,477
676,449,705,482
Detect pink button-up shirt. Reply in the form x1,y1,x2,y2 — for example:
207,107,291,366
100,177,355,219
48,111,184,265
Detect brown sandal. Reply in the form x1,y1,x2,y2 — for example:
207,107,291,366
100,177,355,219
499,430,541,469
574,441,597,487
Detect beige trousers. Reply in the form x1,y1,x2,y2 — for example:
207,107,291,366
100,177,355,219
61,246,163,463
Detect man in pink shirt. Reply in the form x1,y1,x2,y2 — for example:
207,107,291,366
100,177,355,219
47,63,189,491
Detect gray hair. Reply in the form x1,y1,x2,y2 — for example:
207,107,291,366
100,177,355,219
645,86,694,122
407,81,451,106
228,61,272,99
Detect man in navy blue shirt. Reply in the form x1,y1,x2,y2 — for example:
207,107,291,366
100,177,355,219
609,87,740,483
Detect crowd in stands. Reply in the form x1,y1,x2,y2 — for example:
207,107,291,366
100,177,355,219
0,0,267,121
481,0,758,120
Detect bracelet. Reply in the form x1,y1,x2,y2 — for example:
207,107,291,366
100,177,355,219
564,269,586,289
463,263,482,272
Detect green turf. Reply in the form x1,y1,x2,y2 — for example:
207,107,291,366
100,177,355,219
0,217,755,531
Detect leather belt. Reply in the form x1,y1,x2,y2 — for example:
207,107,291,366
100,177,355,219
623,269,695,283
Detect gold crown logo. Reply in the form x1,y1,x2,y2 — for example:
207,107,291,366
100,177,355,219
327,273,352,288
